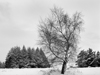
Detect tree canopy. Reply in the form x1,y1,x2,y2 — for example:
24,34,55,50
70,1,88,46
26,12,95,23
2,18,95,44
39,6,83,74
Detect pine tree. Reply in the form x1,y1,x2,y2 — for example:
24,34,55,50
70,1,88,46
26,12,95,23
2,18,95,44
35,47,42,67
5,46,21,68
94,51,100,67
19,46,29,68
27,47,37,68
0,62,5,68
39,48,50,67
97,51,100,58
77,50,88,67
33,47,50,68
27,47,32,61
86,48,95,66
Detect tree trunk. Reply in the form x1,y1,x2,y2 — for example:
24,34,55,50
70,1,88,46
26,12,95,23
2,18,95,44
61,61,67,74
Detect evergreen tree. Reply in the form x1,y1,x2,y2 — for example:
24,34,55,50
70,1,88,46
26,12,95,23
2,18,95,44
77,50,88,67
35,47,42,67
27,47,37,68
97,51,100,58
86,48,95,66
5,46,21,68
39,48,50,67
0,62,5,68
96,51,100,66
19,46,29,68
92,51,100,67
33,47,50,68
27,47,32,61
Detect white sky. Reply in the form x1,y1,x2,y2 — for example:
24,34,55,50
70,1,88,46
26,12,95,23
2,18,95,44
0,0,100,62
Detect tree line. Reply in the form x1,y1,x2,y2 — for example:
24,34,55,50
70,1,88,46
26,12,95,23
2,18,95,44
0,47,100,68
77,48,100,67
0,46,50,68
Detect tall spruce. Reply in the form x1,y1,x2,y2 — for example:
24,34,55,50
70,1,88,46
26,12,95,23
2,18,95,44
77,50,88,67
86,48,95,66
0,62,5,68
19,46,29,68
5,46,21,68
40,48,50,67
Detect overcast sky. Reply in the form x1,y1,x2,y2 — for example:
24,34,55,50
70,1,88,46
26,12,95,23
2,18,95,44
0,0,100,62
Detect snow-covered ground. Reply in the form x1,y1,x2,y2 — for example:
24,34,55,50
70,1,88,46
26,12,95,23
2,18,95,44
0,67,100,75
0,68,49,75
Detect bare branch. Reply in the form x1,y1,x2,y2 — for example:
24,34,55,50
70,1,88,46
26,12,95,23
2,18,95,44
38,7,83,66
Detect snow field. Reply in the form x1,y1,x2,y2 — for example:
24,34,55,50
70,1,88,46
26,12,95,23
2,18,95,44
0,67,100,75
0,68,49,75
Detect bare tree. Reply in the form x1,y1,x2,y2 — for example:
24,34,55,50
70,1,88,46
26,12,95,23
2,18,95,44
38,7,83,74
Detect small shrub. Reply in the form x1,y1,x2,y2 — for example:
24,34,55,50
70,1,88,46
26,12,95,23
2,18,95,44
41,68,61,75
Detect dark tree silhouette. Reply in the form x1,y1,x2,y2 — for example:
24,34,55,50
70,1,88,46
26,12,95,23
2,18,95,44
39,48,50,67
77,48,100,67
19,46,29,68
5,46,21,68
77,50,88,67
0,62,5,68
5,46,50,68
